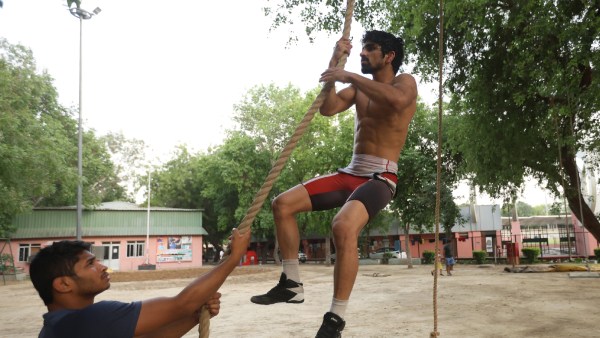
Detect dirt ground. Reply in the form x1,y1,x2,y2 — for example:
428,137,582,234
1,263,599,338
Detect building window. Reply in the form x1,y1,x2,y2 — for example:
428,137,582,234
19,244,41,262
127,241,145,257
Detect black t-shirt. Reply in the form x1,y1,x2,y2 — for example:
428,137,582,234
39,300,142,338
443,243,453,257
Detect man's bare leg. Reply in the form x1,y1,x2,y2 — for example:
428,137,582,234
273,184,312,261
332,200,369,309
250,184,312,305
316,201,369,338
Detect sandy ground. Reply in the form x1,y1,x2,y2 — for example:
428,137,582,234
1,263,599,338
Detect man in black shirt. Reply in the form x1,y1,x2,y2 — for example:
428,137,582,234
443,241,455,276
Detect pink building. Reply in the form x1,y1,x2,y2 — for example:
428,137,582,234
3,202,207,273
501,214,599,260
258,205,505,262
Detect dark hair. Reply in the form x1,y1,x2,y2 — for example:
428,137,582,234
362,30,405,74
30,241,91,305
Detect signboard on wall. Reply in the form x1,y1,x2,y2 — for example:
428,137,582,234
157,236,192,263
486,237,493,253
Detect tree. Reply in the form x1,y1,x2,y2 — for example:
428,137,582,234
148,148,215,250
232,84,355,239
500,201,557,217
100,131,147,200
0,39,71,236
0,39,125,236
501,201,535,217
36,127,128,207
263,1,600,241
150,84,356,251
389,101,462,267
531,204,548,216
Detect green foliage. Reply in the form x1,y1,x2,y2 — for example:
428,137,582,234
263,0,600,241
530,205,547,216
521,247,541,264
0,253,14,274
148,142,267,249
429,1,600,239
230,84,355,238
389,101,463,235
151,84,355,246
100,131,147,200
0,38,126,237
0,39,68,235
422,250,435,264
501,202,562,217
501,201,549,217
472,250,487,264
516,202,533,217
549,202,569,215
594,247,600,258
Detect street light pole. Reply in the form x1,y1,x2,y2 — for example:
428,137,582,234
145,168,151,265
69,6,101,240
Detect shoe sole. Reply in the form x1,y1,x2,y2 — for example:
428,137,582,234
250,297,304,305
250,299,304,305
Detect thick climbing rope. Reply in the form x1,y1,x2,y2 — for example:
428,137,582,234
198,1,355,337
431,0,444,337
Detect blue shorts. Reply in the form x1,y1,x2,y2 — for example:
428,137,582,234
445,257,455,265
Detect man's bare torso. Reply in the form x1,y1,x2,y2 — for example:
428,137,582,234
353,73,417,163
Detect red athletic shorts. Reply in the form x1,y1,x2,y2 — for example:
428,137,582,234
302,172,397,221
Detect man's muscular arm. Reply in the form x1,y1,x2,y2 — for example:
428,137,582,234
319,38,356,117
349,73,417,110
135,294,221,338
321,70,417,112
133,228,250,336
135,313,200,338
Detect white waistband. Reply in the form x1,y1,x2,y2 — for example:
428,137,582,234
338,154,398,177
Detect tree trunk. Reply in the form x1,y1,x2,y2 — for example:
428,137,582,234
561,146,600,242
404,222,413,269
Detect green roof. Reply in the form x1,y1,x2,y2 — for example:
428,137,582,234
11,202,207,239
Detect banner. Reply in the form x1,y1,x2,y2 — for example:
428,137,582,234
157,236,192,263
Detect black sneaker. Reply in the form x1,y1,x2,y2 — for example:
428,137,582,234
315,312,345,338
250,272,304,305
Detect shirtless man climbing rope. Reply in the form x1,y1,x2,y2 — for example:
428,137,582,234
251,30,417,338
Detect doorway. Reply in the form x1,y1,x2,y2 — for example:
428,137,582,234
101,241,120,271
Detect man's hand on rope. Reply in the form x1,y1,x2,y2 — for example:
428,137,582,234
332,37,352,61
200,292,221,319
321,37,353,84
326,37,352,70
319,67,353,84
227,228,251,261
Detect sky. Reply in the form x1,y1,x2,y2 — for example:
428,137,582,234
0,0,373,157
0,0,557,206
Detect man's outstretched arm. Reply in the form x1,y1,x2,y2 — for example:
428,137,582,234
135,293,221,338
134,228,250,336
